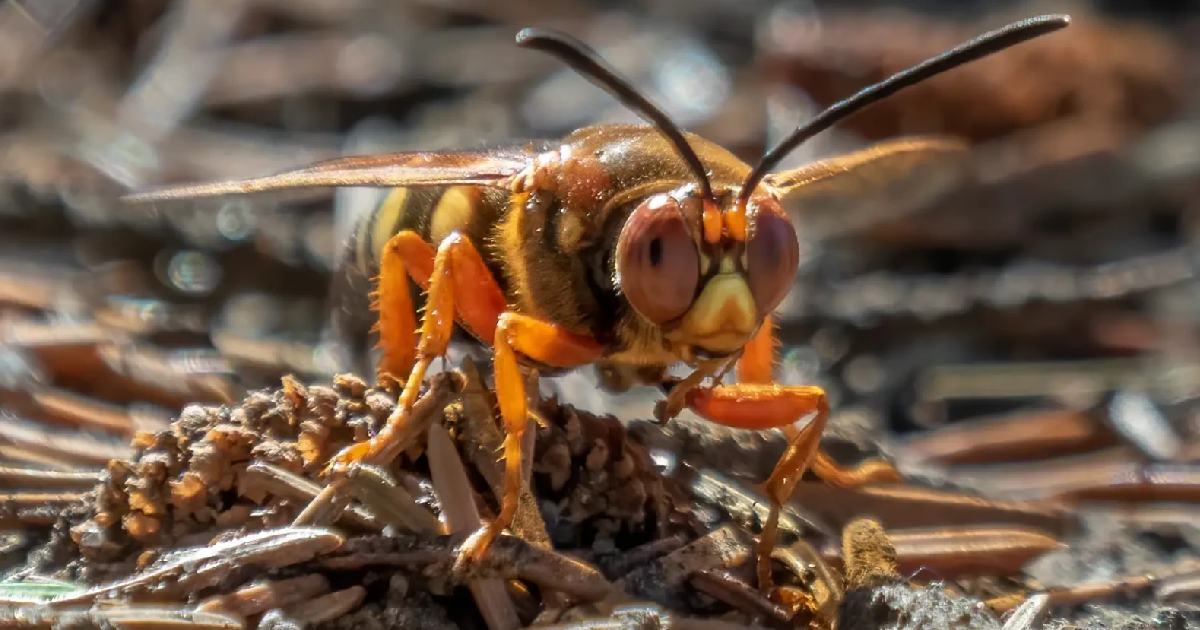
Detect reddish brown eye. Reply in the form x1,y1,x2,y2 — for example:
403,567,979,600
616,196,699,324
746,202,800,315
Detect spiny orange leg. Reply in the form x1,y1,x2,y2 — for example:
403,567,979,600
737,315,777,385
685,318,899,594
349,230,606,570
328,231,506,470
373,230,434,381
456,311,604,570
738,317,898,486
811,450,900,488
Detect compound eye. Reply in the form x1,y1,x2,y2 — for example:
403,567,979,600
616,196,700,324
746,201,799,315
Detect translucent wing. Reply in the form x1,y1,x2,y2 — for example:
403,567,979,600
763,136,972,239
765,136,970,198
123,149,533,202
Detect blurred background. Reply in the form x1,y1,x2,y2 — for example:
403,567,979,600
2,0,1200,490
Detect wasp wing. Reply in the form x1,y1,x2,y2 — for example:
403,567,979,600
123,149,532,202
764,136,971,239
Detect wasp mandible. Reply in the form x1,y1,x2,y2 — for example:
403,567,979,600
127,14,1071,593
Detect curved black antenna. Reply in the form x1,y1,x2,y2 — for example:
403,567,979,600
739,14,1071,210
516,27,715,203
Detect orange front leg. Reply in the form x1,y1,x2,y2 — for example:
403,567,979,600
685,318,899,593
458,312,604,566
736,315,777,385
689,380,830,593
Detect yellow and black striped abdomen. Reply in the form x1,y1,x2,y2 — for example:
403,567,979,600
330,183,512,363
349,184,511,279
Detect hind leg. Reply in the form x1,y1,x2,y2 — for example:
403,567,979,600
372,230,434,381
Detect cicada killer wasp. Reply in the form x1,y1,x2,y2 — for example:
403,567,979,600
127,15,1070,594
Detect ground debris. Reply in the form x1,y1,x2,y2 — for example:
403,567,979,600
1042,606,1199,630
8,363,1195,627
0,603,244,629
839,582,1004,630
3,2,1200,628
15,369,714,627
841,518,898,590
51,527,344,606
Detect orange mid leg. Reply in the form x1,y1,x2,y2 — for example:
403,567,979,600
683,318,900,593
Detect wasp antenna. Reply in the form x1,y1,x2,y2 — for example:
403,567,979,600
738,14,1071,209
516,27,715,203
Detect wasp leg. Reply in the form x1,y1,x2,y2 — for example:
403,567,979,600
687,319,899,594
376,228,506,375
737,315,777,385
811,450,900,487
350,230,605,568
686,382,828,594
373,230,434,380
329,231,504,468
736,319,900,487
457,312,604,570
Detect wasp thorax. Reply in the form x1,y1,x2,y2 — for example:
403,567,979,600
616,194,699,325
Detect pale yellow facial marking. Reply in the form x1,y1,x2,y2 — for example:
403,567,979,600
430,186,479,245
369,187,409,262
676,273,757,352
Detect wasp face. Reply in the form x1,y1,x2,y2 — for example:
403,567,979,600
615,186,800,357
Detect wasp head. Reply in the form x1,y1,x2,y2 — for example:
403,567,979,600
615,185,798,356
519,15,1071,356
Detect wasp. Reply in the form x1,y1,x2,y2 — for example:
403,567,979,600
127,15,1070,596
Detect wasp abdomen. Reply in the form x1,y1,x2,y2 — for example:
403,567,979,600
349,185,508,278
